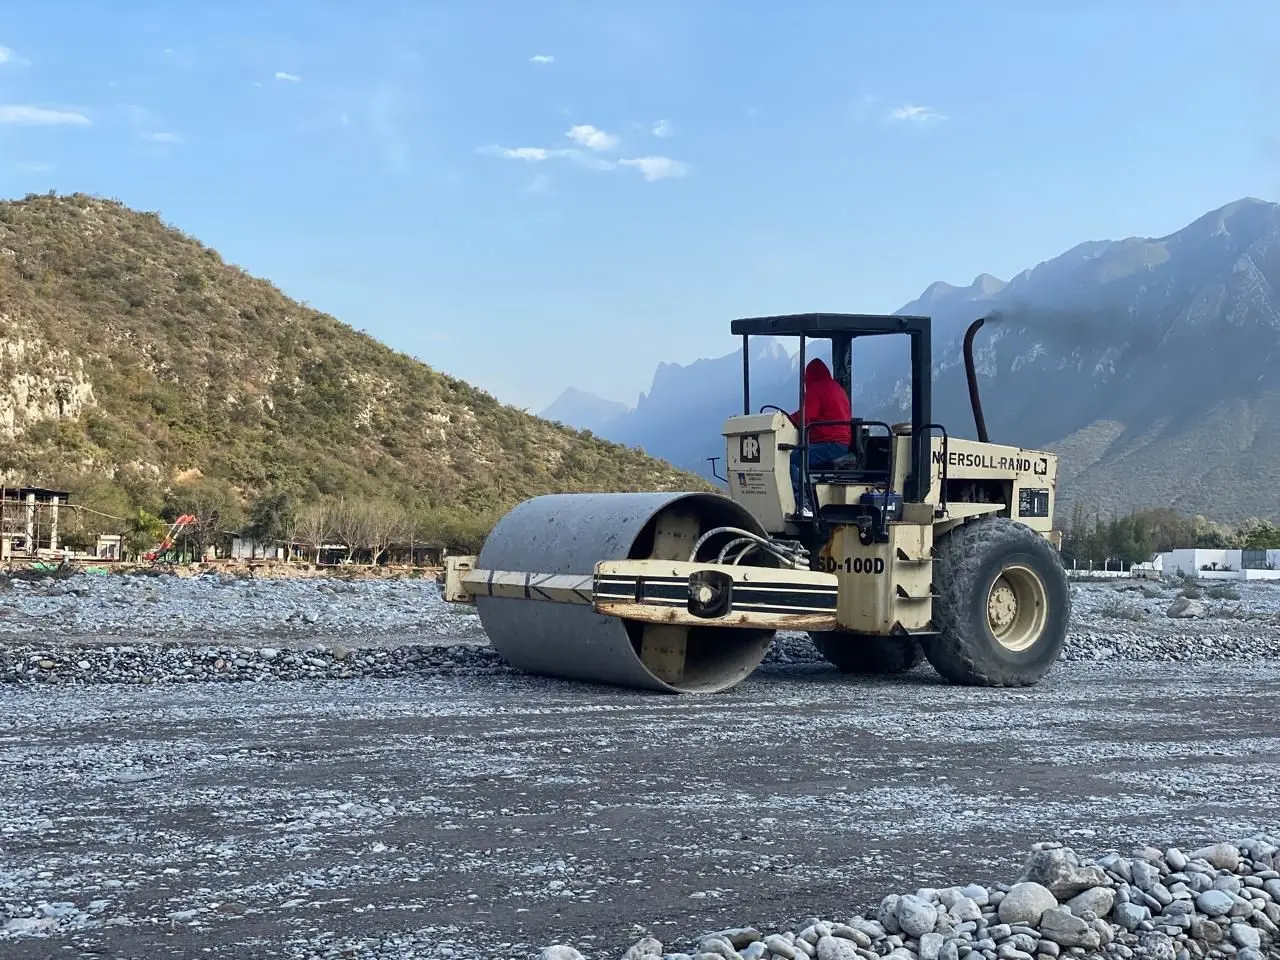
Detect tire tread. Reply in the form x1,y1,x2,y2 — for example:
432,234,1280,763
923,516,1069,686
810,632,924,674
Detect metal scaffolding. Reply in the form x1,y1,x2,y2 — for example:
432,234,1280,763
0,486,70,560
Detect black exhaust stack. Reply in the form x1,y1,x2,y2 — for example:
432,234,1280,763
963,316,990,443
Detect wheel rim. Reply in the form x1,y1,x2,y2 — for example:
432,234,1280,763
986,563,1047,652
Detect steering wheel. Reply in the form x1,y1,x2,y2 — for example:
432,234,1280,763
759,404,787,414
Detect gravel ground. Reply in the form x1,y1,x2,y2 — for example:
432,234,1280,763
1,573,1277,683
2,571,1279,959
0,568,487,649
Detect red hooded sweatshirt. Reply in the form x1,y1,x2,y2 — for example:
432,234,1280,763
790,358,852,446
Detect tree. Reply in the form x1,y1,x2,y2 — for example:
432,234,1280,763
1059,502,1089,565
1242,520,1280,550
1057,503,1276,563
400,498,434,565
328,496,369,562
1143,507,1196,553
279,505,301,561
125,508,169,560
164,477,244,559
296,500,331,563
363,498,408,565
416,505,495,553
54,478,133,551
1192,514,1237,548
1108,512,1154,565
245,488,297,558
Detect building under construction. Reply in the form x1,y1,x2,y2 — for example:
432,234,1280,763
0,486,71,560
0,486,126,562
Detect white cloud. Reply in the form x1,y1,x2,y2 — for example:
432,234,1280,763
0,105,91,126
494,146,556,161
651,119,672,138
479,144,615,172
888,104,946,123
275,71,302,82
566,124,618,151
530,54,554,64
619,156,688,181
481,139,689,182
145,131,182,143
0,46,31,68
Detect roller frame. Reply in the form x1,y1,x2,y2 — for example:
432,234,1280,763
442,490,827,693
445,557,841,632
440,312,1071,694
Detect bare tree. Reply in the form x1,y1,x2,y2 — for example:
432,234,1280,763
403,499,433,566
165,478,244,559
296,501,331,563
364,498,409,565
329,497,370,563
279,507,302,561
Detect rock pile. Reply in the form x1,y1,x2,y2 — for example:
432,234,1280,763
543,839,1279,960
1057,628,1280,665
1069,579,1280,620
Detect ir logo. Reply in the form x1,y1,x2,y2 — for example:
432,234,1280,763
739,434,761,463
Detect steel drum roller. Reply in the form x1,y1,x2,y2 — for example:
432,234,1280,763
474,491,777,693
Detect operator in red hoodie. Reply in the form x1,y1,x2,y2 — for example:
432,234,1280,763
787,358,852,513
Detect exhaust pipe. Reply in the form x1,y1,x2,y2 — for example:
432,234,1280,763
962,316,990,443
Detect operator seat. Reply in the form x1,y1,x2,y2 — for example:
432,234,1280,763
826,419,867,472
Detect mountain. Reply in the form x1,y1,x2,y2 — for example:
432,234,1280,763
571,198,1280,524
540,387,630,436
0,192,704,544
608,336,803,473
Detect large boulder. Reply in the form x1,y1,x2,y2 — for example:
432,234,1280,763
1014,846,1110,899
998,882,1058,926
1166,596,1206,618
1039,907,1102,950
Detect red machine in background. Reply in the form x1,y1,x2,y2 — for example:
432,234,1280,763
144,514,198,562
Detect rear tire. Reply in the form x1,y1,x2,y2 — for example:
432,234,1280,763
809,632,924,674
923,516,1069,686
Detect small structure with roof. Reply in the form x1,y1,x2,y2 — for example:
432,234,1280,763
0,485,71,560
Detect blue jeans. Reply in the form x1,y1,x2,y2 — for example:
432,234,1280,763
791,441,847,510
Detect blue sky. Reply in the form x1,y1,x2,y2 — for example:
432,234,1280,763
2,2,1278,413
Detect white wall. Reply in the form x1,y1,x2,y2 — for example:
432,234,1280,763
1155,547,1280,580
1158,549,1231,577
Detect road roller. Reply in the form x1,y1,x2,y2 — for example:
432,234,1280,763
444,312,1070,693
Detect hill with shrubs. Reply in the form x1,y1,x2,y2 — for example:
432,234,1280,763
0,192,704,555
